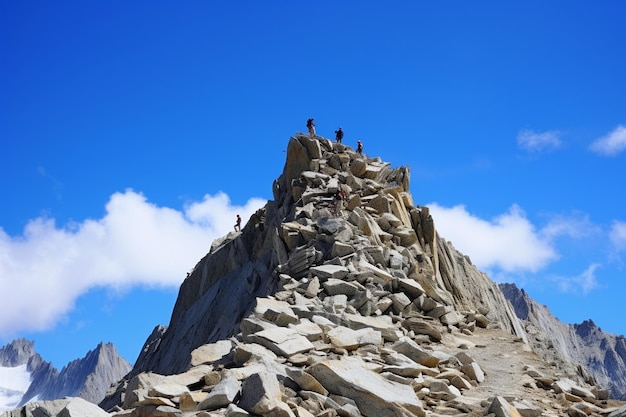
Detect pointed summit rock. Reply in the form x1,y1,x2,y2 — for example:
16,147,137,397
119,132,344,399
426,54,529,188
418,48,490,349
125,133,526,379
0,339,36,367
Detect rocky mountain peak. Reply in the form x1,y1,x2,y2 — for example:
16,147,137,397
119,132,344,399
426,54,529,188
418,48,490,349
93,134,625,416
0,339,36,367
0,339,131,414
9,133,626,417
124,134,528,380
575,319,599,338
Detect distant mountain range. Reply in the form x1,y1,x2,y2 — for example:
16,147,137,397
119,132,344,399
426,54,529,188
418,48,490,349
500,283,626,399
0,339,131,413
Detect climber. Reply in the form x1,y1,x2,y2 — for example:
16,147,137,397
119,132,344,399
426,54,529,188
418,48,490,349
356,140,363,155
234,214,242,232
332,189,345,215
306,118,316,138
335,126,344,143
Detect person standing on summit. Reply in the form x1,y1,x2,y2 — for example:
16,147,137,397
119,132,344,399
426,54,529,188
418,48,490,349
356,140,363,155
307,118,316,138
335,126,344,143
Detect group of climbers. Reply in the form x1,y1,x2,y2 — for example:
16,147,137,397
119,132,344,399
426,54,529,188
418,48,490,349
306,118,363,154
235,119,360,230
305,118,363,216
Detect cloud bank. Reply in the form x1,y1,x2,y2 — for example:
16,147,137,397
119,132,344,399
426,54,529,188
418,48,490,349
427,203,558,273
426,202,621,296
0,190,266,337
589,125,626,156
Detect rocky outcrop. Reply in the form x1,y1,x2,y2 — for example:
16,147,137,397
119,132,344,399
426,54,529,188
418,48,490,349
501,283,626,400
124,134,527,380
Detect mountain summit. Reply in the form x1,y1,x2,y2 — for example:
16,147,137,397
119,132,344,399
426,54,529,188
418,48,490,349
122,133,527,380
7,133,626,417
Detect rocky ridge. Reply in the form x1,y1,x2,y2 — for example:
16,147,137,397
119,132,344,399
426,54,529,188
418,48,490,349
5,133,626,417
501,283,626,400
0,339,131,411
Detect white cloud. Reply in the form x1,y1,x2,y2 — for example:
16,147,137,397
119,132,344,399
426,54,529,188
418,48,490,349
427,203,558,273
517,129,562,152
609,221,626,252
589,125,626,156
0,190,267,337
553,263,601,294
427,203,605,295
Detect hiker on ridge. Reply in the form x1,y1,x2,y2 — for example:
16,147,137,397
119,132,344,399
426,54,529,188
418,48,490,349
234,214,242,232
307,118,316,138
335,126,344,143
356,140,363,155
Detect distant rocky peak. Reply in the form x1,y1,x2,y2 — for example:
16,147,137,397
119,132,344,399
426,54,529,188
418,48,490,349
499,283,529,320
500,282,626,399
574,319,599,338
0,338,36,367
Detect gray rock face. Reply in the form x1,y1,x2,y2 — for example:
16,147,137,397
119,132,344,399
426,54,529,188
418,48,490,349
309,356,425,417
501,282,626,400
127,230,282,377
0,339,36,367
20,342,131,406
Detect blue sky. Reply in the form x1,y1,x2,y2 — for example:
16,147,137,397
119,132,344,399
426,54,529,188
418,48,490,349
1,1,625,369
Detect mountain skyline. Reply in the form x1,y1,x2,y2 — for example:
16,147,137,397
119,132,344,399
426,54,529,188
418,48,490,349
1,1,625,369
0,338,131,413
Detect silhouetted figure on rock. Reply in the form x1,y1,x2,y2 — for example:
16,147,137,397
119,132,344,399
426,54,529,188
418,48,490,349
307,118,316,138
335,126,344,143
